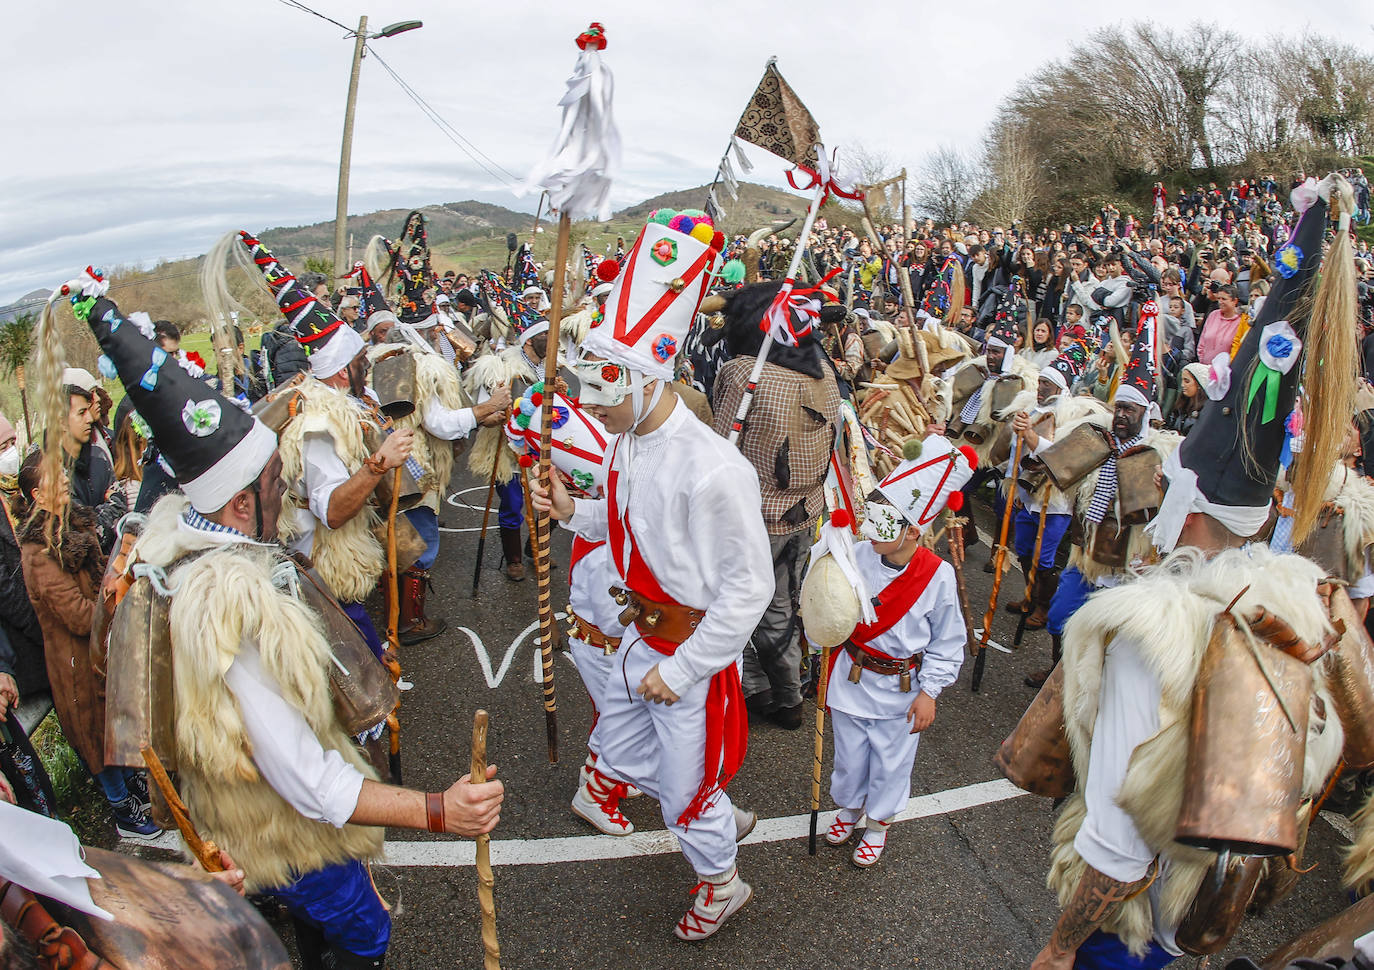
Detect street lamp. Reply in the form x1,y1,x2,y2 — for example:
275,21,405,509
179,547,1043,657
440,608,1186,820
334,15,423,276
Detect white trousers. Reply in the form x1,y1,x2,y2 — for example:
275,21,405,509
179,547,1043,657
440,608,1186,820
569,635,616,757
596,636,738,877
829,709,921,823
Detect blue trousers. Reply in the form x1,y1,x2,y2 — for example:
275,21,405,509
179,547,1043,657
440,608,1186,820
1074,930,1174,969
266,859,390,959
1014,509,1071,568
1046,565,1094,638
496,476,524,531
341,601,384,662
402,506,440,571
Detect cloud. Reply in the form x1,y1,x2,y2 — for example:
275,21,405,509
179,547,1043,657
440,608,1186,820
1,0,1362,301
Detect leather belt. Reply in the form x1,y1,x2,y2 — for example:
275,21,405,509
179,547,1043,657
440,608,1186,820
565,607,623,655
609,586,705,648
843,641,922,693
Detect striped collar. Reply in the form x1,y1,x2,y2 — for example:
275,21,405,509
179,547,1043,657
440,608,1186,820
179,507,272,548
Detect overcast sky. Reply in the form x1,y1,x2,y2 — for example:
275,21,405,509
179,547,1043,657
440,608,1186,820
1,0,1364,304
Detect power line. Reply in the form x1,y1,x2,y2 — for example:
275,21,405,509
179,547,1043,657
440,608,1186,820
365,45,523,187
275,0,352,34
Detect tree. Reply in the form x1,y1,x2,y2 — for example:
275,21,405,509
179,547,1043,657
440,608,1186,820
0,312,37,440
915,145,979,226
970,114,1044,228
1134,23,1240,171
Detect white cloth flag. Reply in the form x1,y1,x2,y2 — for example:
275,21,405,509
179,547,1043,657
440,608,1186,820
526,36,621,223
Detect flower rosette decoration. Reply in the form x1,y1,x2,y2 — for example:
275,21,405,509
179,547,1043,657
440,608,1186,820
1247,321,1301,424
1203,353,1232,401
181,398,222,437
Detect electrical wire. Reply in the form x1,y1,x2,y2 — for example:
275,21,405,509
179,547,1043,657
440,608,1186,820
365,45,522,187
275,0,352,34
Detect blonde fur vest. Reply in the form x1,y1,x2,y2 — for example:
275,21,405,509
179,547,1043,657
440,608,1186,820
1025,394,1112,510
1049,546,1343,956
391,351,469,512
1324,464,1374,580
277,377,384,602
464,346,535,485
1066,427,1182,586
132,496,382,893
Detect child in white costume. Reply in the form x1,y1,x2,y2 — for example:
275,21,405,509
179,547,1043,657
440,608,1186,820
824,435,973,866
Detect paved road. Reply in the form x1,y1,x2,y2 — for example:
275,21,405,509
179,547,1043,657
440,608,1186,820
354,474,1351,969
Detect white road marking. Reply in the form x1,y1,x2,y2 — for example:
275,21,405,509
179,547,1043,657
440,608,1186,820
381,778,1028,867
1322,809,1356,842
458,616,567,689
972,630,1013,654
439,486,502,534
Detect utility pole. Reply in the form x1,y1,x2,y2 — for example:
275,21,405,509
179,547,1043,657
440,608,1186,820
334,15,368,277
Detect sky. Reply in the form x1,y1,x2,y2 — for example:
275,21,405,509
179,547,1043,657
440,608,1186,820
0,0,1365,304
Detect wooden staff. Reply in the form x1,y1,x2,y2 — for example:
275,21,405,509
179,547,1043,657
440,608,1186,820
809,637,831,856
140,746,223,873
471,432,504,597
973,434,1025,692
946,514,978,662
385,466,404,783
470,710,500,970
1013,483,1054,647
532,212,571,763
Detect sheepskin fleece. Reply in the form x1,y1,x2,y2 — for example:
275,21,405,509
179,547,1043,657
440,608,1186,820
132,495,382,893
1325,465,1374,579
1049,546,1342,955
395,351,468,505
278,378,384,602
464,346,535,485
1067,428,1183,585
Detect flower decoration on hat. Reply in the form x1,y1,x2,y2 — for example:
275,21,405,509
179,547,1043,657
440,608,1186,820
1274,242,1302,279
181,399,222,437
575,21,607,50
1247,321,1301,424
650,237,678,267
652,334,677,362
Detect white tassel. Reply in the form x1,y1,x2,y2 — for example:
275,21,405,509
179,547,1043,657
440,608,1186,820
708,187,723,218
732,136,754,174
526,38,621,223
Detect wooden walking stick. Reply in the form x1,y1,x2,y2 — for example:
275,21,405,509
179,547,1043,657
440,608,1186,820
471,416,506,597
470,710,501,970
384,466,404,784
946,514,978,659
528,211,574,764
808,635,831,856
1013,483,1053,647
973,433,1025,692
141,746,224,873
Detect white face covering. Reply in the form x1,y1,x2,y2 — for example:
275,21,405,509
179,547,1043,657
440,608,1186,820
859,502,906,544
0,445,17,477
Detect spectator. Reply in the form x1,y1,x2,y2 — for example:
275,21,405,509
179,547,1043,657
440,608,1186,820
1196,283,1248,364
16,452,160,839
1166,362,1208,435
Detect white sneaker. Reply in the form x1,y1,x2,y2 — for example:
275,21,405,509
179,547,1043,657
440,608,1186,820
733,806,757,842
851,819,890,867
826,807,862,846
570,771,634,836
673,868,753,941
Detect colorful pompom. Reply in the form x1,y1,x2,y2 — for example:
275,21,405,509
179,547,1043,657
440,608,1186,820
595,259,619,283
710,231,726,252
532,380,545,394
902,439,923,461
649,208,676,226
946,491,964,512
668,214,695,235
517,452,535,468
690,223,715,245
531,392,543,406
958,445,979,470
681,208,707,221
516,414,531,429
830,509,852,530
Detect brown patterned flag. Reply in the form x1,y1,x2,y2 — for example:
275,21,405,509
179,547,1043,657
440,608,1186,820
733,59,820,170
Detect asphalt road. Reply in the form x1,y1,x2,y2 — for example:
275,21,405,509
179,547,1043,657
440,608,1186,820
322,473,1353,969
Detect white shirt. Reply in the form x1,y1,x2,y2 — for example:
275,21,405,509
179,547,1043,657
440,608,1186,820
1073,634,1180,955
564,397,773,696
224,643,364,827
826,543,966,719
422,399,478,440
1018,404,1072,515
289,432,352,560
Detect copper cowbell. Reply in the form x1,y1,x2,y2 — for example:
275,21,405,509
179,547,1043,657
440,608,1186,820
994,663,1075,798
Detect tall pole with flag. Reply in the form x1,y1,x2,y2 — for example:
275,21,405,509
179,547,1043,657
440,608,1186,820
525,21,620,763
722,60,861,445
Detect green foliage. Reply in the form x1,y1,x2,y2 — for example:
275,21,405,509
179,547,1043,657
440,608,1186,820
31,712,113,846
0,311,36,376
302,255,335,277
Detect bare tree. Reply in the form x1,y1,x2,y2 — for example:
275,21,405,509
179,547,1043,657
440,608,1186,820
915,145,979,225
1135,23,1240,170
970,113,1044,227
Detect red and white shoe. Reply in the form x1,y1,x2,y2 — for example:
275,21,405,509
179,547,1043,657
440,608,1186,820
851,819,890,868
624,782,644,799
570,769,634,836
673,867,753,941
826,808,862,846
584,751,643,798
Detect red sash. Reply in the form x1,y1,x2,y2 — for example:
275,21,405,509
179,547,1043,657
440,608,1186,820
826,547,943,689
606,439,748,829
568,535,602,587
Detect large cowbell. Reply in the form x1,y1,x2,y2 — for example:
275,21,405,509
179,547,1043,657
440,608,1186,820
1175,611,1311,857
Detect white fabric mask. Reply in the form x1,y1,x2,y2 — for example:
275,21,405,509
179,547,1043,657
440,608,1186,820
0,445,17,477
859,502,905,544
